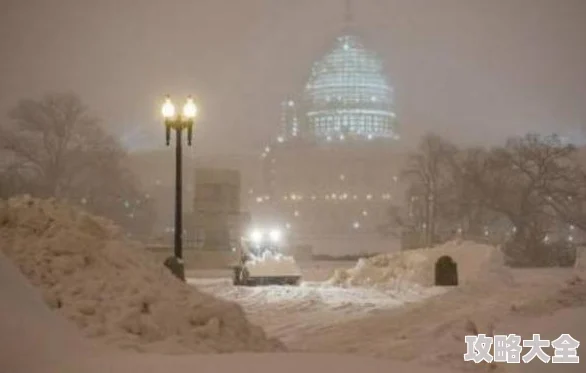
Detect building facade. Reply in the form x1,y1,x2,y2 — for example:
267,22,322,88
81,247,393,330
249,26,409,252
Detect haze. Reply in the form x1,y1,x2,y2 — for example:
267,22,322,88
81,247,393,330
1,0,586,154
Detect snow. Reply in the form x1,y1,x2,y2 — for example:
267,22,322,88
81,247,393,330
190,247,585,372
0,248,452,373
245,251,301,278
1,196,585,373
299,268,585,371
189,278,446,345
0,249,93,373
328,252,430,289
328,240,507,288
0,196,281,354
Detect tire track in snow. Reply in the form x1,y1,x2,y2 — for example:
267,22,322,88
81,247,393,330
189,278,446,345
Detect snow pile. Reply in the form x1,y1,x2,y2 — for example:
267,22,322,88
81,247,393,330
245,252,301,277
328,240,506,289
328,251,430,291
0,196,282,354
0,248,460,373
305,266,586,372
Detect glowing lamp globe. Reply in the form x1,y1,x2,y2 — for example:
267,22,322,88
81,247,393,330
183,97,197,119
162,97,176,118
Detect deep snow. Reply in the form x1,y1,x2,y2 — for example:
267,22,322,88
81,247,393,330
0,196,281,353
190,260,585,372
0,249,453,373
1,196,585,373
189,278,446,344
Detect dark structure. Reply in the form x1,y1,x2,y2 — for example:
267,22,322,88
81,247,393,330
434,256,458,286
191,168,249,251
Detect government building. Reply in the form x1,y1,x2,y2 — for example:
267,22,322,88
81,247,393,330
129,4,411,255
246,11,409,254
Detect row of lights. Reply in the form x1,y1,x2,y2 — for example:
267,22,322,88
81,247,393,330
288,208,368,232
449,225,577,241
543,234,575,242
273,131,400,144
254,193,394,203
268,124,401,146
248,174,398,195
282,220,365,231
287,209,369,217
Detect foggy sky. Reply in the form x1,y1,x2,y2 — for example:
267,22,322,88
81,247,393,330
1,0,585,155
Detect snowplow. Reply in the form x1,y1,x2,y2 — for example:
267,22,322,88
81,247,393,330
232,228,302,286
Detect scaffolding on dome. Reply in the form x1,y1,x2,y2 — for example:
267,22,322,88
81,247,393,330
278,2,398,143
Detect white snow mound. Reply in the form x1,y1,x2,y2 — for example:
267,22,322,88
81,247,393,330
328,240,508,289
245,252,301,278
0,196,283,354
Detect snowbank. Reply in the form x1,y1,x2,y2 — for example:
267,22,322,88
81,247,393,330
308,267,586,372
0,196,282,354
0,250,93,373
328,240,507,288
0,246,452,373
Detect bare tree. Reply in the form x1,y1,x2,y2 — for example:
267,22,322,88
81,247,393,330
452,147,504,240
0,93,118,195
400,132,459,247
0,92,155,238
465,133,585,265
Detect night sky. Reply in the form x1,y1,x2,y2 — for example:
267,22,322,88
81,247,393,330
1,0,585,154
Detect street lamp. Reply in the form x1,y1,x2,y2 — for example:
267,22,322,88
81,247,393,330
161,95,198,281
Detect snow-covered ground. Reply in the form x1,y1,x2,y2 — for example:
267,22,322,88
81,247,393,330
0,247,453,373
188,264,585,372
2,197,585,373
186,260,356,281
188,277,447,345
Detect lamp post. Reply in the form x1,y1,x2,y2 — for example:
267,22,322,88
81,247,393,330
161,95,197,281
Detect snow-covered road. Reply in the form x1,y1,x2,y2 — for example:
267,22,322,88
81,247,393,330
188,268,586,372
188,277,447,346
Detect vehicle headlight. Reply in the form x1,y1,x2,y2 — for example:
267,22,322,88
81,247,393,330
269,229,281,243
250,229,263,244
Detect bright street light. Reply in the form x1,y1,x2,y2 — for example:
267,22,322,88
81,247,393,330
162,97,176,118
160,94,199,281
182,96,198,118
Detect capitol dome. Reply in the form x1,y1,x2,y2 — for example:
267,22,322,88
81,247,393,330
301,33,398,141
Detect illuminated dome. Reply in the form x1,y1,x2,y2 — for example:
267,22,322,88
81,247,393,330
301,34,398,141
